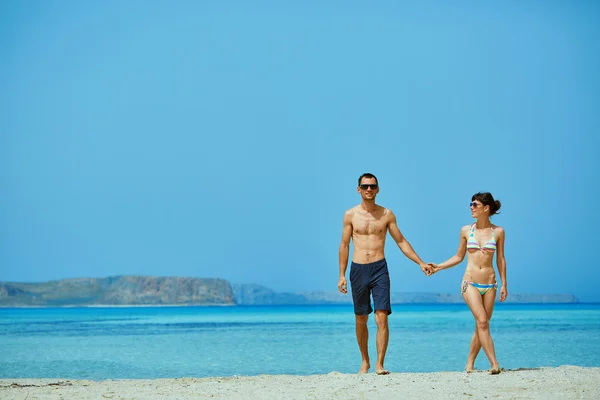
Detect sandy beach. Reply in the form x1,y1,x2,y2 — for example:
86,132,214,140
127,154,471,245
1,366,599,400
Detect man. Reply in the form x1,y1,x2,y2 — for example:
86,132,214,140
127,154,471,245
338,173,431,375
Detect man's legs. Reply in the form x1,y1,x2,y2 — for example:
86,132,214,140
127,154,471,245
374,310,389,374
355,314,370,373
350,261,373,374
371,260,391,374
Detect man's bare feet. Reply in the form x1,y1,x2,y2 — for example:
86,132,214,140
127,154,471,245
375,364,390,375
358,361,370,374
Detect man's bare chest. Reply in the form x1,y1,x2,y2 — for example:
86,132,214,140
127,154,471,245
352,215,388,235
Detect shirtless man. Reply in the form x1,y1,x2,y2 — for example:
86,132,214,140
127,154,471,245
338,173,432,375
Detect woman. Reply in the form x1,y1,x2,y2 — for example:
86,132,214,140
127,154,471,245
432,192,507,374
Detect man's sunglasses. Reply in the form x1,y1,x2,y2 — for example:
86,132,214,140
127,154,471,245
469,202,481,208
360,184,378,190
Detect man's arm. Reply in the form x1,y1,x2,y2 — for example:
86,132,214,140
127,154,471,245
338,210,353,293
387,210,431,275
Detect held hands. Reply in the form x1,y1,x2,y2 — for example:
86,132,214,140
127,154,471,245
422,262,440,276
429,263,440,274
338,276,348,294
419,263,433,276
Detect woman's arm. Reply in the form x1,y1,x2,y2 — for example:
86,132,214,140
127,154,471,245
496,227,507,301
434,226,468,272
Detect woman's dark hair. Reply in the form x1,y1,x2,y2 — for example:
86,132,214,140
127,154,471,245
358,173,378,186
472,192,502,215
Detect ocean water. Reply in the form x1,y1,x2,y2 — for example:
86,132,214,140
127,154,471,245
1,304,599,379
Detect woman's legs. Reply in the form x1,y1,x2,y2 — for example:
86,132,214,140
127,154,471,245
465,288,497,371
462,285,499,372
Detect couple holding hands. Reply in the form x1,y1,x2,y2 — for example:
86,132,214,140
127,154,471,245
338,173,506,375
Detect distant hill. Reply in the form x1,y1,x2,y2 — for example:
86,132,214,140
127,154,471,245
0,276,235,306
0,277,579,307
231,284,307,305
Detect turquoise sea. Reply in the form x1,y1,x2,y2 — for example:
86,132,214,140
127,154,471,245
1,304,599,379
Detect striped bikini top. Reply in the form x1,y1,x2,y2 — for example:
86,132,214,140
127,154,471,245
466,224,496,253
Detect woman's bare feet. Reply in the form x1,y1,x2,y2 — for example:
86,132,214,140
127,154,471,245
489,364,501,375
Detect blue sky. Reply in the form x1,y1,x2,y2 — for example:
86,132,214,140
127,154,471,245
1,1,599,301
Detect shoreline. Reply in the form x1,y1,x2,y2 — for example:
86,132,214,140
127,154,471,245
1,302,596,309
2,366,599,400
0,303,237,309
